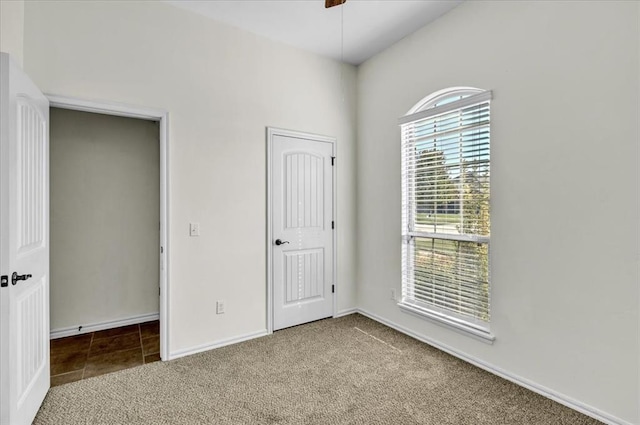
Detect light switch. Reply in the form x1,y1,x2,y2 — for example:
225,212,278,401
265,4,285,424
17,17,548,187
189,222,200,237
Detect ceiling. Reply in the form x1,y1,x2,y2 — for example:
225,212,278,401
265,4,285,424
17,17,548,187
164,1,463,65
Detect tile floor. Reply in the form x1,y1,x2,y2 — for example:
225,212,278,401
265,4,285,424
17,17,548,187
50,320,160,387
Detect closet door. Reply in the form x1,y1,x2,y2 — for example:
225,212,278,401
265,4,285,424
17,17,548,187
0,52,50,425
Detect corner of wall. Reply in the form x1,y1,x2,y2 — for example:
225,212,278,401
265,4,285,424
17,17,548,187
352,62,362,310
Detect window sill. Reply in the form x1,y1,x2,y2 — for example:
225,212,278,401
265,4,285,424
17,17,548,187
398,301,495,344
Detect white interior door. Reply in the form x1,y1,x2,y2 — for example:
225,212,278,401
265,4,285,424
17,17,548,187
0,52,50,425
270,131,334,331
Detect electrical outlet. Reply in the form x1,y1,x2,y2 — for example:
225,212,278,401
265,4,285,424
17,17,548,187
216,300,225,314
189,222,200,237
391,288,396,301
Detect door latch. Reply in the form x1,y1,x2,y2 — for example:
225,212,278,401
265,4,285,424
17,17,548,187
0,276,7,288
12,272,32,286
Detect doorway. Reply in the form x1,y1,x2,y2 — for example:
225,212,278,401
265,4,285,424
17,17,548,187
266,128,337,332
47,96,170,366
48,108,160,385
0,54,171,423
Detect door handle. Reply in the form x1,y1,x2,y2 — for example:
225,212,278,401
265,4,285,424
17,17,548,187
274,239,289,246
11,272,32,286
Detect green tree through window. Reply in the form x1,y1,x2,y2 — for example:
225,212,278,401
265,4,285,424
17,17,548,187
400,88,492,335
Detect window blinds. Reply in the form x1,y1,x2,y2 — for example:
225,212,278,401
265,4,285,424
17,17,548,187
400,91,491,330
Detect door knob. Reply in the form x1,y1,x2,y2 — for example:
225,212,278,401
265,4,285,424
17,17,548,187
275,239,289,246
11,272,32,286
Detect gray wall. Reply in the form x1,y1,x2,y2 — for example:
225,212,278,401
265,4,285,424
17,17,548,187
50,108,160,331
356,2,639,424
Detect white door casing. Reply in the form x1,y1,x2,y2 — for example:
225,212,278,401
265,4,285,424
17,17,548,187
0,52,50,425
268,128,335,331
46,95,170,361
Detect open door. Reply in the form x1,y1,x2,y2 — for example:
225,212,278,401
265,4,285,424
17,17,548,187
0,52,50,425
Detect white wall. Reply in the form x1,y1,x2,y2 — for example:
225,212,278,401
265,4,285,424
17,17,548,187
356,1,638,424
49,108,159,331
23,0,357,355
0,0,24,67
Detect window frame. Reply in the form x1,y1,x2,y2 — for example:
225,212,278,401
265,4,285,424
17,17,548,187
398,88,495,343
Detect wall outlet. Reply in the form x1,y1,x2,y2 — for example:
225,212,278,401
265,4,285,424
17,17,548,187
216,300,225,314
390,288,396,301
189,222,200,237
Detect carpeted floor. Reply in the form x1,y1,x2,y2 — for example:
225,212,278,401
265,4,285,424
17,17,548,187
34,314,601,424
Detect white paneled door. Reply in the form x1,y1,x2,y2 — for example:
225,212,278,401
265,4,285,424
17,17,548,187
0,53,50,425
270,130,334,331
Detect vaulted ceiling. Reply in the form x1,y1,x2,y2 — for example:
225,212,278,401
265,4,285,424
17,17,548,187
165,1,463,65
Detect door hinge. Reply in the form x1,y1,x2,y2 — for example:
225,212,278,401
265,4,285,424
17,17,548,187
331,156,335,166
332,284,335,293
331,221,335,229
0,275,7,288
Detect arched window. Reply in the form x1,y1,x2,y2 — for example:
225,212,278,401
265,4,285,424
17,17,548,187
398,87,493,340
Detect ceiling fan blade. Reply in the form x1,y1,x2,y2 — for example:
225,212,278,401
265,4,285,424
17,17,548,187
325,0,346,8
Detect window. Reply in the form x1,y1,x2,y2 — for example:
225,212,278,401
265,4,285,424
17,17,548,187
398,88,493,341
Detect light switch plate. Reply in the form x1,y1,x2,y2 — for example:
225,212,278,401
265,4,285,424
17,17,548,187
189,222,200,237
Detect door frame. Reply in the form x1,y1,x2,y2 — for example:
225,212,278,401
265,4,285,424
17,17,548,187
46,94,171,360
265,127,337,333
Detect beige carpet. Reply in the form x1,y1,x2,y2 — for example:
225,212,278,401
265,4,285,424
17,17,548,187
35,314,601,424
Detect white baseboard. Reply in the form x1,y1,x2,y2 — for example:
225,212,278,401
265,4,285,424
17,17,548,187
73,308,629,425
335,308,358,318
355,308,632,425
169,329,269,361
50,312,159,340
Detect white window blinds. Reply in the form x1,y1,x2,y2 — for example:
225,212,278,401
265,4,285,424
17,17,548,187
400,90,492,336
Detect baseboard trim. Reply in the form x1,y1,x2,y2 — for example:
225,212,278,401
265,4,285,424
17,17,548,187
50,312,159,340
335,308,358,318
65,308,629,424
355,308,632,425
169,329,269,361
